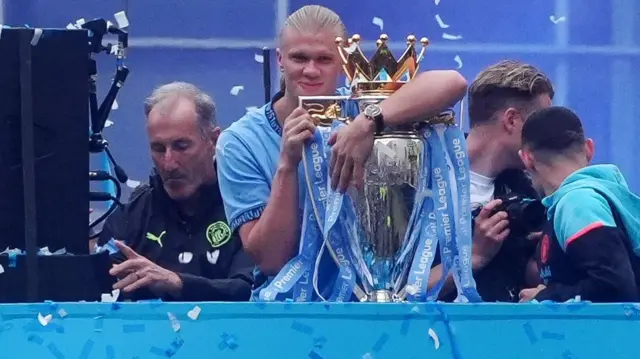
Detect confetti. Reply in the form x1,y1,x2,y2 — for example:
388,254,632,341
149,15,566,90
220,333,238,350
30,28,43,46
372,333,389,353
254,54,264,63
405,285,418,296
362,353,373,359
38,313,53,326
66,23,77,30
46,343,64,359
206,250,220,265
454,55,463,68
522,322,537,344
245,106,259,113
291,321,313,335
94,315,104,332
309,351,324,359
114,11,130,29
57,309,67,318
442,33,463,41
187,305,201,320
122,324,146,333
541,331,565,341
126,179,141,188
111,100,119,110
104,119,114,128
428,328,440,349
230,85,244,96
167,312,180,332
434,0,441,4
372,17,384,31
101,289,120,303
550,15,567,24
27,334,44,345
434,15,450,29
178,252,193,264
78,340,95,359
0,264,4,274
313,336,327,348
75,18,86,26
106,345,116,359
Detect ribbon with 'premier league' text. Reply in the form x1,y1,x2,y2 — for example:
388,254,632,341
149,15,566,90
442,125,481,302
257,127,330,301
425,124,458,301
398,129,439,301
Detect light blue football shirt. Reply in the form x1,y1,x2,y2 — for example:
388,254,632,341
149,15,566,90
216,88,357,301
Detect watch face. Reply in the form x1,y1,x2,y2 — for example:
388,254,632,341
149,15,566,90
364,104,382,118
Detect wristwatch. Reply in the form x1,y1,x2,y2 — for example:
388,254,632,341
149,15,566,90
363,104,385,134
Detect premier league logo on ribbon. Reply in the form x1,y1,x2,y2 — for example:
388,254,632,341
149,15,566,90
259,34,482,303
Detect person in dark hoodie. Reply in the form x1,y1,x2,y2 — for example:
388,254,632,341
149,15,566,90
98,82,254,302
517,106,640,302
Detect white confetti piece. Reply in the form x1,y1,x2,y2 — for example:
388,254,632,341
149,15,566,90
105,119,114,128
362,353,373,359
101,289,120,303
111,99,119,110
178,252,193,264
207,250,220,265
30,28,43,46
442,33,463,41
245,106,259,113
434,0,441,4
372,17,384,31
254,54,264,63
550,15,566,24
66,23,77,30
428,328,440,349
434,14,450,29
405,285,418,296
0,264,4,274
38,313,53,326
230,85,244,96
454,55,463,68
410,305,420,314
57,309,68,318
114,11,130,29
167,312,180,332
126,179,141,188
75,18,86,26
187,306,201,320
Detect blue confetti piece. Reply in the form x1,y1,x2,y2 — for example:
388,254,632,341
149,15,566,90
105,345,115,359
27,334,44,345
170,336,184,351
522,322,537,344
313,336,327,349
149,346,166,356
8,252,17,267
400,314,414,336
139,299,163,309
291,321,313,335
309,350,324,359
372,333,389,353
562,350,577,359
111,302,121,311
323,304,331,311
622,304,640,317
45,301,59,311
94,316,104,332
541,331,565,341
47,343,65,359
122,324,146,333
78,340,94,359
221,332,238,350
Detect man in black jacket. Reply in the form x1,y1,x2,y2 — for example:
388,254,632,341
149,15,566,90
99,82,253,302
429,60,554,302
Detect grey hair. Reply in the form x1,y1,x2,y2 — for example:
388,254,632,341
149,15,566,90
144,82,217,129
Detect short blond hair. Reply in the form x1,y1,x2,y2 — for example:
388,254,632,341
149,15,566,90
468,60,554,127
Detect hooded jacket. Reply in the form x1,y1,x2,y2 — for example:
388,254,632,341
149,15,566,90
535,164,640,302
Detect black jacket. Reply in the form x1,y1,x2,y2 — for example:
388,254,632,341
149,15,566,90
99,172,254,301
436,169,540,302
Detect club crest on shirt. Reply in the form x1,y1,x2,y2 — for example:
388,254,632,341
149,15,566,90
540,234,550,264
206,221,231,248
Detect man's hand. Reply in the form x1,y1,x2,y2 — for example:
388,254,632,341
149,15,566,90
328,113,375,192
280,107,316,167
472,199,510,269
109,241,183,294
519,284,546,302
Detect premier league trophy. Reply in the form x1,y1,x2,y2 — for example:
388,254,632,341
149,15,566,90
298,34,479,304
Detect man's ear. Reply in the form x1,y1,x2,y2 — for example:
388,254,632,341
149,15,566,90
501,107,521,134
585,138,595,163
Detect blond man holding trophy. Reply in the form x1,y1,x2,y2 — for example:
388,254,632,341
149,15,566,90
216,5,471,302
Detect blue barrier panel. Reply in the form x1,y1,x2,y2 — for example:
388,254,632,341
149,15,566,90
0,302,638,358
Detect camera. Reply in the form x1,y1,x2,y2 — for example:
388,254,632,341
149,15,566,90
473,194,546,238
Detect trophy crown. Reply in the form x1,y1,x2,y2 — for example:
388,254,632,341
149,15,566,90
337,34,429,96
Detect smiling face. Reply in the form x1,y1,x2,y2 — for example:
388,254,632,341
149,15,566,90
277,27,343,99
